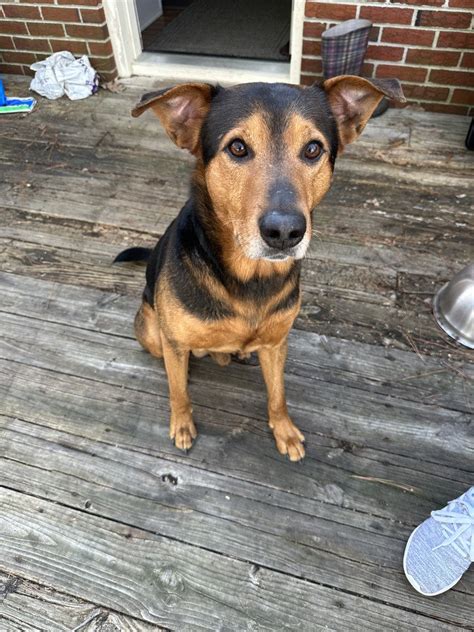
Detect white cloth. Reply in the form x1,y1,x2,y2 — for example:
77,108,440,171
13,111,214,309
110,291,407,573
30,51,98,101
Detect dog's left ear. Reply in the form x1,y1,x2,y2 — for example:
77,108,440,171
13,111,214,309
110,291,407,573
323,75,405,150
131,83,216,155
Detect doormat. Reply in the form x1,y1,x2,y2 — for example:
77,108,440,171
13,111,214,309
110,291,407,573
146,0,292,62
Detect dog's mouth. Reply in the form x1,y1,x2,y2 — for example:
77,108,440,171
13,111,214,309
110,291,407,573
262,251,294,262
241,233,310,262
258,236,310,262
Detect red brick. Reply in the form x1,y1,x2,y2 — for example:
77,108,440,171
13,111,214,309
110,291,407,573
376,64,427,82
22,64,35,77
80,7,106,24
417,10,471,28
367,45,404,61
301,58,323,74
429,68,474,86
449,0,474,7
406,49,461,66
57,0,99,4
305,2,356,20
0,35,14,49
300,74,315,86
89,56,116,73
27,22,65,37
65,23,109,39
402,84,450,101
41,6,80,23
0,20,28,35
303,22,326,38
13,37,52,52
391,0,443,4
382,27,434,46
49,39,89,55
438,31,474,49
98,69,118,82
362,62,375,77
303,39,321,56
3,51,37,64
451,88,474,105
360,6,413,24
462,52,474,68
0,63,24,75
88,40,113,57
427,103,469,114
20,0,56,3
3,5,41,20
0,7,4,18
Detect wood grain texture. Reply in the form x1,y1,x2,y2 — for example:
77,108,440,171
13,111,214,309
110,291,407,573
0,76,473,630
1,415,472,625
0,489,470,631
0,571,164,632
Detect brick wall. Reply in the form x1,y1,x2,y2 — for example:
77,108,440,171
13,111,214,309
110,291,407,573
0,0,117,82
302,0,474,115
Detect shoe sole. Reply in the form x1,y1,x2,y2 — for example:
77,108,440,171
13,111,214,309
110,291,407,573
403,523,463,597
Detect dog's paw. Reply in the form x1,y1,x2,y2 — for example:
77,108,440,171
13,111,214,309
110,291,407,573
237,351,251,360
210,352,231,367
270,418,305,462
170,416,197,451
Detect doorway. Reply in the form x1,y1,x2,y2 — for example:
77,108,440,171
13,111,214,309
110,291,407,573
104,0,304,84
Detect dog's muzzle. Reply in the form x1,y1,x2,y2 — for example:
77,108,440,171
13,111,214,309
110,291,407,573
258,210,307,251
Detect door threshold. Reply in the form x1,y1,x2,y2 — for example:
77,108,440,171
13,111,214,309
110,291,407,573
132,51,292,84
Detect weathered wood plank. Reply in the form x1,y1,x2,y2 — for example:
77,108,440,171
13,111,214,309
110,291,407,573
1,415,472,626
0,571,164,632
1,272,471,409
1,345,472,521
3,76,472,179
2,143,472,255
3,204,465,277
0,214,399,306
1,76,473,631
4,488,466,631
1,209,471,359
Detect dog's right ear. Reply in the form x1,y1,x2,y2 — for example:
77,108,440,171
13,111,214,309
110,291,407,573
322,75,405,151
132,83,216,155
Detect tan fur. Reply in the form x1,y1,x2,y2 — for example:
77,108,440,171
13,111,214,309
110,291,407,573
129,78,405,459
323,75,406,151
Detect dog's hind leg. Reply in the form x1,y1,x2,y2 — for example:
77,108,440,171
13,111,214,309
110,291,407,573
134,301,163,358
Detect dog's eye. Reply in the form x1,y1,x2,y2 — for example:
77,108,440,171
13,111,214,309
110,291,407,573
227,139,248,158
303,141,323,161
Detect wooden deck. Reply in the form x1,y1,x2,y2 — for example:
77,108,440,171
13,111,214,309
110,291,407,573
0,75,473,631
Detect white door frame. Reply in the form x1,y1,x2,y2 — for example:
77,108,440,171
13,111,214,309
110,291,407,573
104,0,304,84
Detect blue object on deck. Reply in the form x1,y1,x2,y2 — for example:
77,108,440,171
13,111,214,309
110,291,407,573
0,77,36,114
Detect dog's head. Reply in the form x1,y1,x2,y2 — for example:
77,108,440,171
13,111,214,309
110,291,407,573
133,78,404,263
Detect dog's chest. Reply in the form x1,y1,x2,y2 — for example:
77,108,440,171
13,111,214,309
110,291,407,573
185,306,297,354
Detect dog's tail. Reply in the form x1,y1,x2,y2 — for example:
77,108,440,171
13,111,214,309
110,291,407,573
113,247,152,264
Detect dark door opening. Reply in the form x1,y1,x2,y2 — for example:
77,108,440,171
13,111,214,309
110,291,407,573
141,0,292,62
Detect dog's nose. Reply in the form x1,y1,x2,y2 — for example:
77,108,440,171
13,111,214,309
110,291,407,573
259,210,306,250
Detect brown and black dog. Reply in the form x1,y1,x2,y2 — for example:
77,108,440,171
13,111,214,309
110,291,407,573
116,76,404,461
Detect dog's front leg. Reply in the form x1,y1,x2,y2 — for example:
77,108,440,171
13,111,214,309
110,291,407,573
258,340,305,461
161,336,197,451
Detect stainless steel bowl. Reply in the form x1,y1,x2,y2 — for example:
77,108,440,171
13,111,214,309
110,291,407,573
433,263,474,349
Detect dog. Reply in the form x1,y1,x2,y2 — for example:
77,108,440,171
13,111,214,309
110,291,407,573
115,76,404,461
